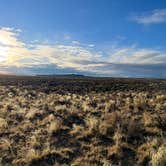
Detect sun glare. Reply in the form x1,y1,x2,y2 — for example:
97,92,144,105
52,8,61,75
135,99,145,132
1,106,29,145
0,46,9,62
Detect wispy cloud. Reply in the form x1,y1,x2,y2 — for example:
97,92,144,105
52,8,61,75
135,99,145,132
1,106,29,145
0,27,165,77
88,44,95,48
71,40,80,45
131,9,166,25
108,47,166,64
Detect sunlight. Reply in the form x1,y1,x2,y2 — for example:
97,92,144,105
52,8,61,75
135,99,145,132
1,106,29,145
0,46,9,62
0,35,9,46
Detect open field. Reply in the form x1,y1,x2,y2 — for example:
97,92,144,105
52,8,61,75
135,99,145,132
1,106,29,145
0,76,166,166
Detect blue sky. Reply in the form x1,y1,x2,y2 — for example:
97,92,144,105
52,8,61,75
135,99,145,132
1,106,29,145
0,0,165,77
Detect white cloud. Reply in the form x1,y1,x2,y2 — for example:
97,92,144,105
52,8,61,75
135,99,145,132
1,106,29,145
88,44,95,48
0,27,165,77
131,9,166,25
0,27,101,71
0,27,24,47
71,40,80,45
108,47,166,64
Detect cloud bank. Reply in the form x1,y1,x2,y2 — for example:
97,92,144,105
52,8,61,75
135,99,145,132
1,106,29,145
0,27,165,78
131,9,166,25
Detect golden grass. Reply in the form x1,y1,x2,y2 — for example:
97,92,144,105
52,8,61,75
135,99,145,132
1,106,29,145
0,84,165,166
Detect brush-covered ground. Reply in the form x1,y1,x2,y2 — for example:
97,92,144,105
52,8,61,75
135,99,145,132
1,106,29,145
0,76,166,166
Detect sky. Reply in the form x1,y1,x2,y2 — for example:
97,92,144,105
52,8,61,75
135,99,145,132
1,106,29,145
0,0,165,77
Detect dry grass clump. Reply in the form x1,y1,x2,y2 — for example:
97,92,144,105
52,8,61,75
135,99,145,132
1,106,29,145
26,148,39,162
151,144,166,166
0,118,8,132
99,112,120,136
85,116,99,133
70,124,84,135
48,119,62,135
0,138,13,153
0,80,165,166
137,138,166,166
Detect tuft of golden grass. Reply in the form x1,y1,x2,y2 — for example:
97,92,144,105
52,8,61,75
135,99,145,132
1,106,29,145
48,119,62,134
0,118,8,135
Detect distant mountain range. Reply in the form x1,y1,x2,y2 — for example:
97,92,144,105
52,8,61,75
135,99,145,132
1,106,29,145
36,74,86,78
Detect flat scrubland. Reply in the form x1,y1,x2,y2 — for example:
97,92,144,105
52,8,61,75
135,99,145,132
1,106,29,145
0,76,166,166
